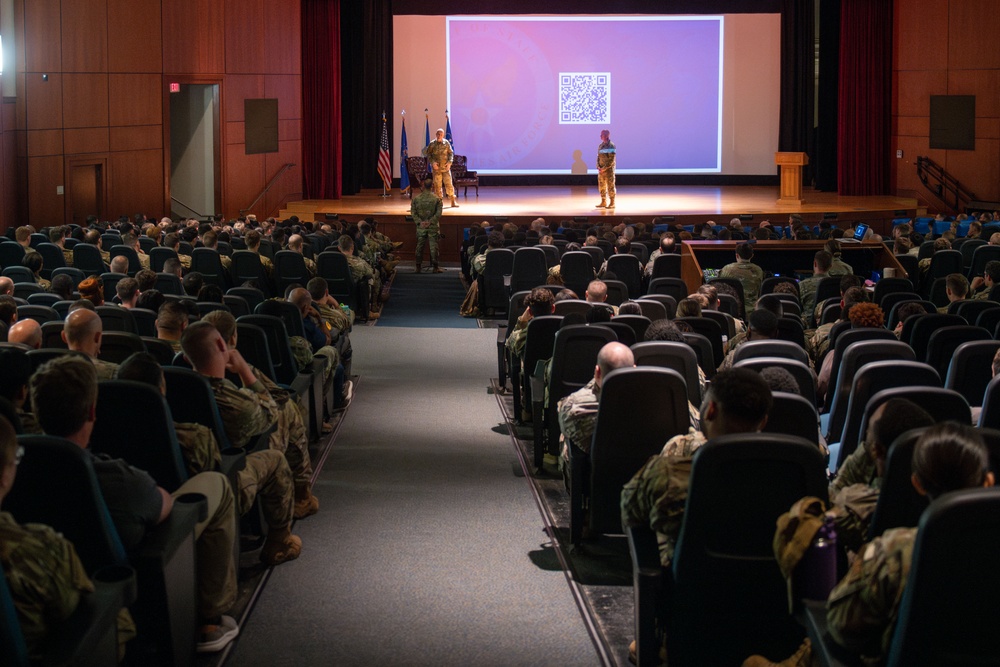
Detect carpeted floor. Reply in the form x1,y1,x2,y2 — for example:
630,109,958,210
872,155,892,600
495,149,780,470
375,267,480,329
227,326,600,666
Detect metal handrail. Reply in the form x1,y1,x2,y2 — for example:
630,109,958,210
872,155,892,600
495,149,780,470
170,196,207,218
916,156,977,213
241,163,296,215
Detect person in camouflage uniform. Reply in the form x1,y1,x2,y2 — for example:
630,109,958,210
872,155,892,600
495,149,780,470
155,299,189,354
825,239,853,276
116,353,302,566
287,234,317,278
0,414,137,660
826,423,994,663
798,251,833,326
163,232,193,270
595,129,617,208
62,308,119,379
721,242,765,318
201,230,232,279
411,178,444,273
337,234,381,320
307,277,353,371
557,342,634,475
49,225,74,266
423,128,458,208
621,368,772,568
181,321,320,521
245,230,275,281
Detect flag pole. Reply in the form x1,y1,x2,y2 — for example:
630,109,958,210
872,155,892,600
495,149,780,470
378,111,391,198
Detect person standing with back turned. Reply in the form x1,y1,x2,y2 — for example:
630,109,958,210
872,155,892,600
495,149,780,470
596,129,617,209
411,178,444,274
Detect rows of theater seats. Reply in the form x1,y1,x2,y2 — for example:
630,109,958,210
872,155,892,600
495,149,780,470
496,268,1000,666
0,261,339,665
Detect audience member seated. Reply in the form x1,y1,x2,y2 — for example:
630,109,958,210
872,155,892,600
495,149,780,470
825,239,853,276
817,302,884,399
718,309,779,372
798,250,833,326
77,276,104,306
135,268,157,292
22,251,50,290
62,308,118,379
183,272,204,298
8,319,41,349
556,342,634,482
0,349,39,433
970,260,1000,299
50,274,74,301
30,355,240,653
116,353,302,566
109,255,130,275
181,320,320,520
338,235,382,320
163,233,192,270
676,297,702,318
287,288,348,410
116,277,140,309
721,243,764,318
808,284,867,364
937,272,969,312
585,279,617,315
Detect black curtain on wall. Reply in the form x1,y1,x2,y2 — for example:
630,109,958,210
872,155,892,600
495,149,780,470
779,0,816,185
340,0,393,196
814,0,840,191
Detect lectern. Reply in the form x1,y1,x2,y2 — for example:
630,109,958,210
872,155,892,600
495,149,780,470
775,152,809,205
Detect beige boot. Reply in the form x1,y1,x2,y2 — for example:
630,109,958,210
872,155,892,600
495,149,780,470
293,485,320,519
259,528,302,566
607,197,615,208
741,639,812,667
450,197,459,208
596,199,607,208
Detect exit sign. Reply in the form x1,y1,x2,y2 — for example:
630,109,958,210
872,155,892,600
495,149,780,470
169,82,181,93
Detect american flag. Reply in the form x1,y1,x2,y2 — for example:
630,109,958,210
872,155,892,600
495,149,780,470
377,114,391,191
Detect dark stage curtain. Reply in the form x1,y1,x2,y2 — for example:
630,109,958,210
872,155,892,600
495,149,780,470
814,0,841,192
302,0,342,200
837,0,892,196
779,0,815,187
340,0,393,196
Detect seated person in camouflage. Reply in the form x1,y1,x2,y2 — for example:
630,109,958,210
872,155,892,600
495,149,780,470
116,353,302,566
61,308,119,379
30,356,240,653
969,260,1000,299
200,231,232,279
621,368,772,568
0,415,136,659
828,399,933,554
338,234,381,320
0,349,41,434
817,302,884,400
186,318,320,519
557,342,634,478
644,233,678,278
50,225,74,266
717,308,779,373
938,272,969,312
287,288,349,410
163,232,193,270
121,232,151,271
825,239,853,276
287,234,317,278
307,277,353,371
505,286,556,362
721,242,764,318
244,230,274,280
83,229,111,265
808,284,866,364
797,250,833,326
825,423,994,664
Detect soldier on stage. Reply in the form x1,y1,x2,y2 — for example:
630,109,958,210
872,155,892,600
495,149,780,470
411,178,444,273
423,128,458,208
596,129,617,209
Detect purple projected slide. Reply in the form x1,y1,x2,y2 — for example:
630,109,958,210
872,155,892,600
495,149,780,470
447,17,722,175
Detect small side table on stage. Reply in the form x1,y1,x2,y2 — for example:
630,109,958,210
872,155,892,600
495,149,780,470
775,152,808,205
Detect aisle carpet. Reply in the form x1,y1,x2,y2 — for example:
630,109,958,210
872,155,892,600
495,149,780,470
374,267,479,329
228,326,600,666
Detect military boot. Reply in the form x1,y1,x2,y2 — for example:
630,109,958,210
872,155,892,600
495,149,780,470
259,528,302,566
741,639,812,667
415,264,422,273
293,484,320,519
596,199,607,208
607,197,615,208
450,197,459,208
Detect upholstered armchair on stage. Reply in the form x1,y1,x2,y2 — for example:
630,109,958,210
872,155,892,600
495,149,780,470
405,157,428,198
452,155,479,196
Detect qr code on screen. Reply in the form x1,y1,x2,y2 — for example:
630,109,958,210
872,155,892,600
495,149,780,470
559,73,611,125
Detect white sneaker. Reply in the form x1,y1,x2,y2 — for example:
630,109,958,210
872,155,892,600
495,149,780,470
197,615,239,653
341,380,354,408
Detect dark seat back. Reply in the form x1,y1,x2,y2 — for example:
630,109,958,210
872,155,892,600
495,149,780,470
148,246,178,273
866,427,931,540
731,339,809,366
237,314,299,384
162,367,235,450
945,340,1000,406
96,305,137,334
824,339,915,438
606,254,643,299
153,272,184,296
734,358,817,408
682,332,717,378
16,304,59,325
478,248,515,313
232,250,275,298
560,251,596,297
510,247,548,294
906,313,966,360
273,250,311,295
631,340,702,404
764,391,821,445
648,277,687,302
72,244,106,276
612,314,652,342
109,245,141,275
874,277,917,306
675,317,724,369
255,299,306,339
650,253,682,279
637,295,676,319
98,331,145,364
191,248,228,289
925,325,992,378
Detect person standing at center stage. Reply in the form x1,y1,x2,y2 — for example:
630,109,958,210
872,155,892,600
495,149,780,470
411,178,444,274
595,129,617,209
423,128,458,208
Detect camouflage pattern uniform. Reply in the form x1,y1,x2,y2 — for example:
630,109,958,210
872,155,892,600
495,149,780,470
303,256,317,279
219,253,233,278
250,367,314,489
16,408,42,435
345,252,380,308
174,421,294,531
720,259,764,317
61,247,75,266
827,527,916,662
177,253,193,270
137,252,151,271
557,379,600,472
832,445,880,494
597,140,617,202
620,428,707,567
809,321,837,363
829,256,853,276
971,286,991,300
411,188,443,269
316,302,352,335
423,138,455,199
505,319,530,360
798,273,828,326
92,358,119,380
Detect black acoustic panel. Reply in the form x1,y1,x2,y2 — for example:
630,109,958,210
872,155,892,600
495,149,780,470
245,99,279,155
930,95,975,151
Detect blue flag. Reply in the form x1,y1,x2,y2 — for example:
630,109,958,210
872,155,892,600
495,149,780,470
445,110,454,152
399,114,410,194
423,110,431,174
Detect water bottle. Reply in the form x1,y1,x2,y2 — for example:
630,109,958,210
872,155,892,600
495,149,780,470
792,515,838,605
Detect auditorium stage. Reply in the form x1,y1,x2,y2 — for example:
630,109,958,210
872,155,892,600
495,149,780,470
279,184,922,263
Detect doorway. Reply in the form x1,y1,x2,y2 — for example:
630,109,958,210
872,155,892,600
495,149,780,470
168,83,221,219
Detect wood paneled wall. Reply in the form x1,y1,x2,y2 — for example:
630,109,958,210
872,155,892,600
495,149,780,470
893,0,1000,206
3,0,302,230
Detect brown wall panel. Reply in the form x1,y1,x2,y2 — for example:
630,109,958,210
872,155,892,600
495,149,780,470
224,0,264,74
108,0,163,73
948,70,1000,119
1,130,17,230
223,75,264,122
278,119,300,142
949,1,1000,71
263,139,301,215
977,119,1000,141
23,0,61,73
25,73,63,130
896,70,947,118
264,75,301,120
13,73,26,127
111,149,164,217
110,126,162,152
61,0,108,72
62,74,110,128
226,121,245,145
896,117,928,137
162,0,226,74
109,74,162,126
64,128,110,155
27,155,65,225
26,129,63,156
894,0,948,72
946,140,999,201
224,143,263,217
263,0,301,75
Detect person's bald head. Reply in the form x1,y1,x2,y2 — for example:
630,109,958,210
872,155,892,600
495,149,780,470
288,287,312,314
0,277,12,296
595,342,635,387
109,255,130,274
288,234,304,252
8,319,42,349
585,280,608,303
62,308,102,356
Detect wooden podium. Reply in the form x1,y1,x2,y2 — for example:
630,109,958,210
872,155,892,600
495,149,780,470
775,152,809,205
